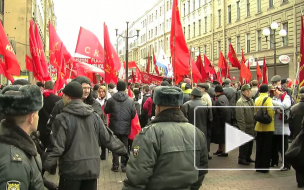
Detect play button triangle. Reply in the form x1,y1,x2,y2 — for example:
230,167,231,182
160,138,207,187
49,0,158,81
225,123,254,153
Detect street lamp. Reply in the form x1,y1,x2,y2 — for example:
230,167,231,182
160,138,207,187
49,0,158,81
262,21,287,75
116,22,140,85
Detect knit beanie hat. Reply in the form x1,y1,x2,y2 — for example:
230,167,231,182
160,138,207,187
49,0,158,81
72,76,91,86
0,85,43,115
117,80,126,91
62,81,83,98
214,85,224,93
259,84,269,93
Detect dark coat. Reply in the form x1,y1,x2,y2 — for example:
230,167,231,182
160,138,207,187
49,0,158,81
0,120,44,190
104,91,136,135
43,100,128,180
290,99,304,138
123,108,208,190
223,84,237,120
140,93,151,127
211,94,231,144
38,92,61,148
181,98,213,136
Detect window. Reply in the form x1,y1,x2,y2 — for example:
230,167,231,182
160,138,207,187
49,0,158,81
247,0,250,17
166,37,169,50
152,14,153,22
156,10,157,19
199,19,201,35
282,0,288,3
183,27,185,37
269,0,274,8
193,0,195,11
0,0,3,14
228,5,231,23
155,27,157,36
257,0,261,12
193,22,195,37
183,3,186,17
160,6,162,16
236,36,241,53
236,1,240,20
204,45,207,55
149,31,150,39
170,0,172,9
151,29,153,38
218,0,221,5
257,30,262,51
218,9,221,27
199,0,201,8
160,24,162,33
227,38,231,53
270,29,274,49
202,0,206,5
204,16,207,33
283,23,288,46
188,0,190,14
218,41,221,58
188,24,190,39
167,1,169,11
246,34,251,53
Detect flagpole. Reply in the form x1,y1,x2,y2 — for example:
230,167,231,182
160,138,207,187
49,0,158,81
189,46,193,88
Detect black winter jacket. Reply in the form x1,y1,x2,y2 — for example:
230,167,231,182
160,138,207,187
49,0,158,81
104,91,136,135
43,100,128,180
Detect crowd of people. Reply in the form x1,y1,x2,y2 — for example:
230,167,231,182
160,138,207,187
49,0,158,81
0,74,304,189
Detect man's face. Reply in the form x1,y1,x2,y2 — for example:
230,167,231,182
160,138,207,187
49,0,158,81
155,105,160,116
62,93,72,106
30,111,39,133
242,89,251,98
82,83,91,100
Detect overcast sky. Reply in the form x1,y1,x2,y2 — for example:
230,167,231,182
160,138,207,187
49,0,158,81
53,0,157,55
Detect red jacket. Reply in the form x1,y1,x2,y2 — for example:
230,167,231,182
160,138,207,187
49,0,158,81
143,97,153,116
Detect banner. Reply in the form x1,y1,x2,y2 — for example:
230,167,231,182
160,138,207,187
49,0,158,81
141,72,164,85
74,57,104,70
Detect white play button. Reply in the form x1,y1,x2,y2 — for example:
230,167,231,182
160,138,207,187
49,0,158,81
225,123,254,153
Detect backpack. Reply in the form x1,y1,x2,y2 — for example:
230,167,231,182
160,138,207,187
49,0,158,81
254,97,272,124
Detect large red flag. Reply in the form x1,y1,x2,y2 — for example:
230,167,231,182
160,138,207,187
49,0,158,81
128,85,141,140
54,43,66,93
0,58,15,83
75,27,105,63
204,55,215,74
132,70,136,83
104,23,118,84
170,0,202,83
228,44,241,69
196,54,209,82
29,20,44,82
262,57,268,84
0,22,20,81
146,55,150,73
240,59,252,83
218,52,228,78
26,55,33,72
256,59,262,82
299,15,304,88
34,23,51,81
152,51,159,75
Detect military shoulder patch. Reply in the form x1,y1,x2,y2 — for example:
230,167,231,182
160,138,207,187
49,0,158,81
133,145,140,157
6,180,20,190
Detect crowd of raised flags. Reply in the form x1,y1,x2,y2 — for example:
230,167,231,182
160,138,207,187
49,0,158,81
0,0,303,92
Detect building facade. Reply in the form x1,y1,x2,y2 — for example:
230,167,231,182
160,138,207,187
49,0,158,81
117,0,303,81
0,0,56,84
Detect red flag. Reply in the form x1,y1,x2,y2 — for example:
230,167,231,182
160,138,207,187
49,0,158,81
34,23,51,81
241,49,246,63
146,55,150,73
299,15,304,88
136,66,142,83
218,52,228,78
204,55,215,74
75,27,105,63
256,59,262,82
216,71,222,84
170,0,202,82
29,21,43,82
54,43,66,93
196,54,209,82
104,23,118,84
152,51,159,75
26,55,33,72
228,44,241,69
262,57,268,84
240,60,252,83
0,58,15,83
128,86,141,140
132,70,136,83
0,22,20,81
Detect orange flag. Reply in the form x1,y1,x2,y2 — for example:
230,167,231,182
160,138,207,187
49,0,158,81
128,85,141,140
0,22,20,82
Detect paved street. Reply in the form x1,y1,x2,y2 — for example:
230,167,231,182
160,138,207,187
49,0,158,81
44,143,298,190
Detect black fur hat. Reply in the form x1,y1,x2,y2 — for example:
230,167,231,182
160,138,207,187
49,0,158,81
0,85,43,115
153,86,183,106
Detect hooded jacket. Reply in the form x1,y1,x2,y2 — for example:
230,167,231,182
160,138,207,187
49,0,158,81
0,120,44,190
104,91,136,135
43,100,128,180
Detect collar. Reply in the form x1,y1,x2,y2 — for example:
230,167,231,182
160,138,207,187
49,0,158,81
0,120,37,156
150,108,188,124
